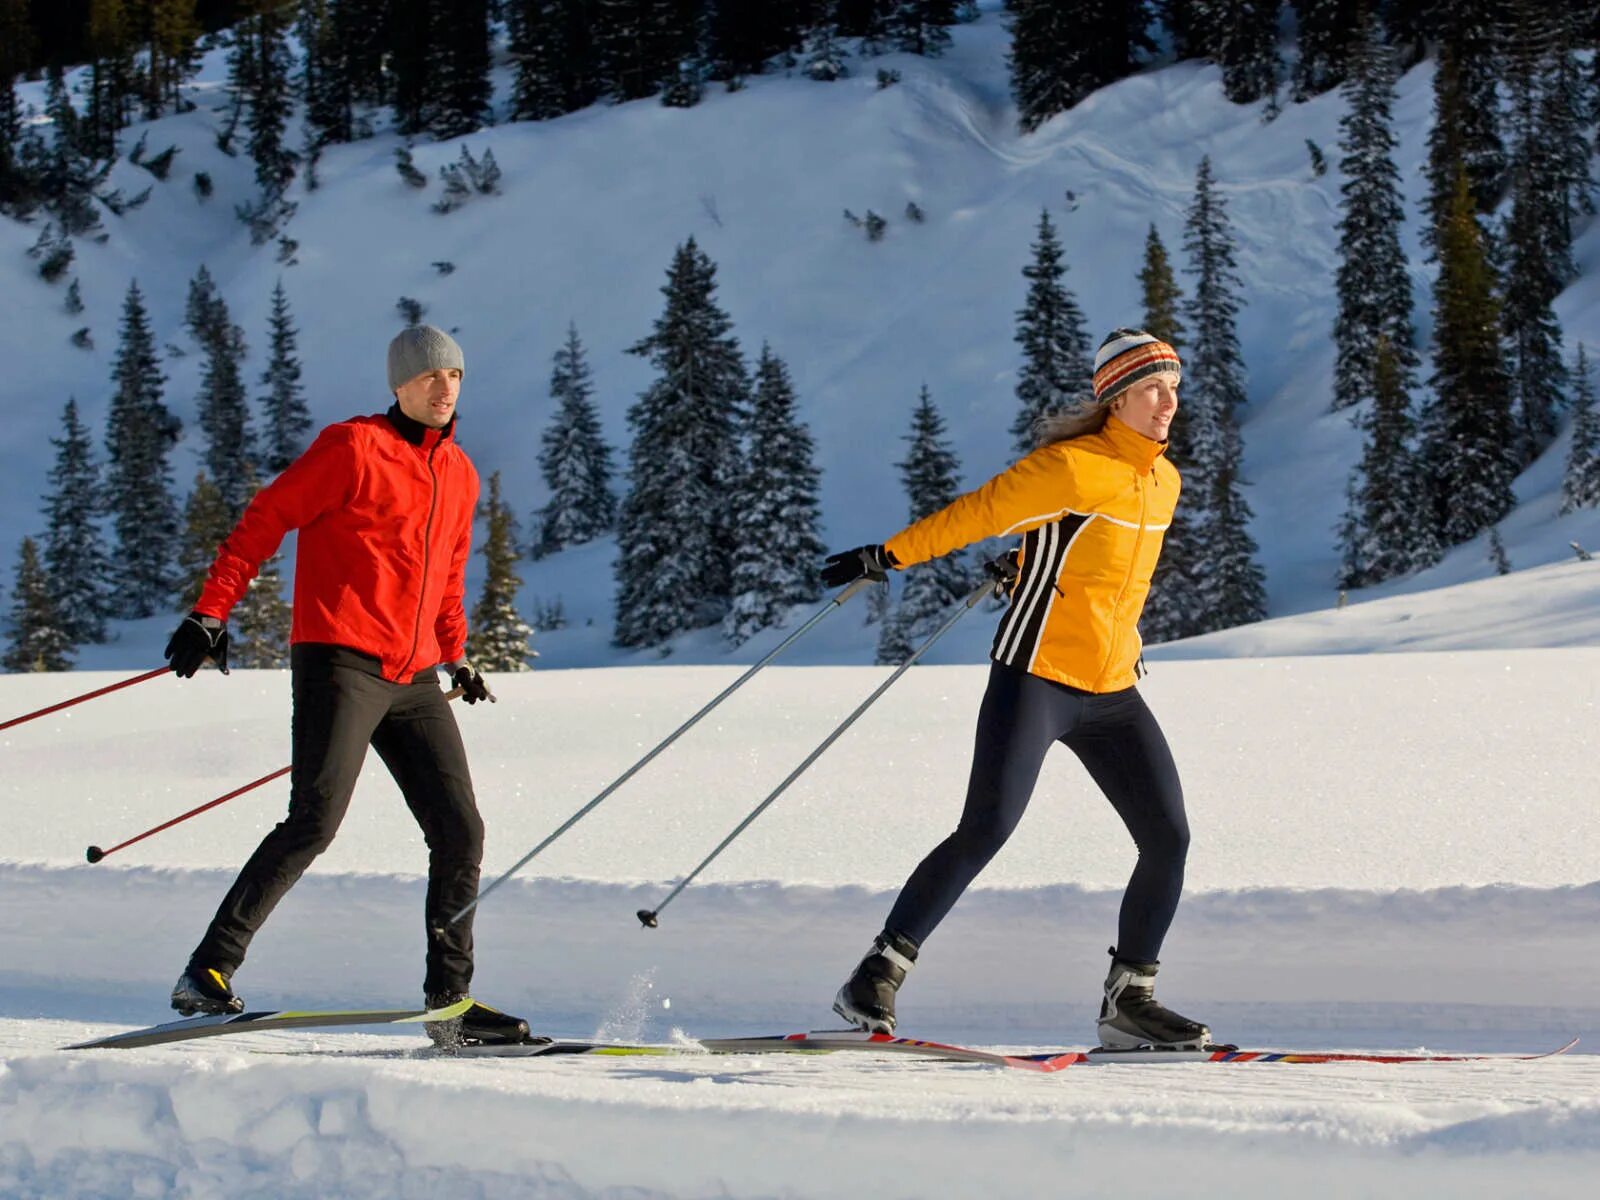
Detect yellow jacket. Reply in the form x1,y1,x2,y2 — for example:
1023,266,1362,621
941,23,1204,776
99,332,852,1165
885,415,1179,693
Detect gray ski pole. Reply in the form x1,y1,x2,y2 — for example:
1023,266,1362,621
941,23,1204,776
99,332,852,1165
450,577,877,924
637,572,1003,928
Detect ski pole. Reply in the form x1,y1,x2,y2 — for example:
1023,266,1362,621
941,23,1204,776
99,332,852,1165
85,686,466,863
449,577,877,924
1,666,169,734
637,573,1002,928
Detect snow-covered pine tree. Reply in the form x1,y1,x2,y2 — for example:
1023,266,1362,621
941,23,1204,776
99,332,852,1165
259,279,309,474
43,397,112,644
138,0,200,119
1011,208,1092,455
613,238,748,649
230,0,297,231
879,384,968,663
1211,0,1281,106
104,280,180,618
469,472,536,671
85,0,137,160
536,322,616,557
189,275,256,517
177,471,231,610
802,20,848,81
1290,0,1362,101
723,344,825,645
1418,170,1516,547
1338,335,1439,587
510,0,569,119
3,537,73,672
336,0,391,109
887,1,956,57
1421,4,1503,253
431,0,493,137
1157,0,1212,61
597,0,681,103
1560,344,1600,514
1011,0,1153,129
229,550,292,667
1181,155,1265,632
1331,16,1417,412
1139,223,1185,351
299,0,355,161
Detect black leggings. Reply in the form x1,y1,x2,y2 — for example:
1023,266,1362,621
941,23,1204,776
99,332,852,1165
886,662,1189,964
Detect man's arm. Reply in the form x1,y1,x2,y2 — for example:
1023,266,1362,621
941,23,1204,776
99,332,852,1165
195,425,359,620
433,470,478,666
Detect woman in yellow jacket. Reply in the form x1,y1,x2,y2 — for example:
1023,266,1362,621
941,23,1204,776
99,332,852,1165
820,329,1207,1049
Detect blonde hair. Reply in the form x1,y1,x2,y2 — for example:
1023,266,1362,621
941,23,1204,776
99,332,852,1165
1031,396,1112,448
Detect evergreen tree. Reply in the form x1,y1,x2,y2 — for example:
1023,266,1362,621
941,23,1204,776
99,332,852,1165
877,384,966,664
259,280,308,474
1560,345,1600,514
1338,336,1439,587
1213,0,1281,106
838,0,893,52
0,0,36,215
299,0,355,159
613,238,748,648
390,0,436,133
708,0,792,80
36,64,109,238
1180,156,1265,632
43,397,112,644
1011,0,1152,129
1290,0,1362,101
1138,223,1185,351
469,472,536,671
1421,3,1504,247
536,322,617,556
104,280,180,618
135,0,201,119
510,0,569,119
186,269,256,515
887,1,956,57
723,344,825,645
432,0,493,137
230,549,292,666
85,0,137,160
4,538,74,673
1418,170,1516,546
177,470,231,608
597,0,681,103
229,0,296,235
337,0,391,108
1011,209,1092,455
1331,17,1417,411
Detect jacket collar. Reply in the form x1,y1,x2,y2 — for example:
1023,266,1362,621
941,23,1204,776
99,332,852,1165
1102,414,1169,474
385,402,456,451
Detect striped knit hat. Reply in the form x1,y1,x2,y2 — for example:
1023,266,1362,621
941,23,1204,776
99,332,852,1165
1092,329,1182,404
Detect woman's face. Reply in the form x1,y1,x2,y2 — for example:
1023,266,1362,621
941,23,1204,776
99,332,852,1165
1113,372,1180,442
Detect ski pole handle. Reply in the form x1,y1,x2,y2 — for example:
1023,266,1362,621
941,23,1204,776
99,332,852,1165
85,686,466,863
1,666,169,734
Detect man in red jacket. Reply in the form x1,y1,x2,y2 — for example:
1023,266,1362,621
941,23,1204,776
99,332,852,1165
163,325,529,1047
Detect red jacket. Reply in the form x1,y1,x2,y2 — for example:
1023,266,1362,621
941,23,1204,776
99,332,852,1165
197,408,479,682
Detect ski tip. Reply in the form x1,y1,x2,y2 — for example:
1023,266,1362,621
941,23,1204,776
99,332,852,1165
85,845,105,864
636,909,659,929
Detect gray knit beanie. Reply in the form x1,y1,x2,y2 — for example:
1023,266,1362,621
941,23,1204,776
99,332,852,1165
387,325,465,392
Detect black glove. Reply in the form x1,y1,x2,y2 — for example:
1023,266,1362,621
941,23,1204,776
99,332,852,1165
450,663,495,705
983,548,1022,587
820,544,897,588
165,613,229,677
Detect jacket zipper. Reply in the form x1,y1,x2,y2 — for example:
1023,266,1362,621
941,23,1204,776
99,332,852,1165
401,442,441,679
1097,470,1148,688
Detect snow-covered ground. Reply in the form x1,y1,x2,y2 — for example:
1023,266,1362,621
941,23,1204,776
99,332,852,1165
3,654,1597,1197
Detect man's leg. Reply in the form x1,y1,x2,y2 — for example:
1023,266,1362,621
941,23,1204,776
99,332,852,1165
187,651,391,981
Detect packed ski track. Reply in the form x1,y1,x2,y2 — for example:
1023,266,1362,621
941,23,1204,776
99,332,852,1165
3,655,1599,1197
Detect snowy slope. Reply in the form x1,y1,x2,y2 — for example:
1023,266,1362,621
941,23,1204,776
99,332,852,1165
3,653,1599,1198
5,8,1600,671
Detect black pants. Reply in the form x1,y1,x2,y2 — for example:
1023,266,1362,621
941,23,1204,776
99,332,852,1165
885,662,1189,964
191,645,484,996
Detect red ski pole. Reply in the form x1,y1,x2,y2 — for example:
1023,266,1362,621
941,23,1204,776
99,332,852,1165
1,666,169,734
84,686,467,863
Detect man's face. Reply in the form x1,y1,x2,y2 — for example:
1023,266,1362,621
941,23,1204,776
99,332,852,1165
394,367,462,428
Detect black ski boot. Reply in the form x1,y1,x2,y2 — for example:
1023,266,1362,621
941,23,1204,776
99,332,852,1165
171,964,245,1016
832,929,918,1034
1097,949,1210,1049
424,993,532,1049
